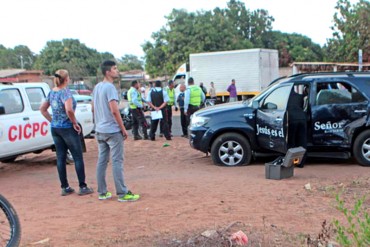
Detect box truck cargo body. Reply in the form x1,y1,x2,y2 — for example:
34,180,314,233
173,49,279,101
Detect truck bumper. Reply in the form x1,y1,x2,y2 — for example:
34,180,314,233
189,127,208,153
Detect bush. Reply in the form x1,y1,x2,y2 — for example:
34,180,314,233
333,195,370,247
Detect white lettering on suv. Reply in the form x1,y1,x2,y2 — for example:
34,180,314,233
314,121,344,131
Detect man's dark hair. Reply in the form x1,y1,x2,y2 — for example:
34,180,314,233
188,77,194,85
101,60,116,76
131,80,138,87
155,80,162,87
168,80,174,86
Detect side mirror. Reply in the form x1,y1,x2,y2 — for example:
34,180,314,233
265,102,278,110
252,100,259,109
0,105,5,115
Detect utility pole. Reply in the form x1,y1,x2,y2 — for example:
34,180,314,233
358,49,363,72
20,55,24,69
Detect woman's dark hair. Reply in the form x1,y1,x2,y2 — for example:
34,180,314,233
101,60,116,76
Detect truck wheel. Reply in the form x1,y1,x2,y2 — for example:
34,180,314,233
1,156,17,163
353,130,370,166
211,133,252,166
66,150,74,164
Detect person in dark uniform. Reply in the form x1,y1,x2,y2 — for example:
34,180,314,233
146,80,171,141
287,86,307,168
160,80,177,137
177,84,187,137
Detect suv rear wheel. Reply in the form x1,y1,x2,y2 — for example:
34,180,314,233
211,133,252,166
353,129,370,166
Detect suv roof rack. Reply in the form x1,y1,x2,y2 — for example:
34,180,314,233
289,71,369,80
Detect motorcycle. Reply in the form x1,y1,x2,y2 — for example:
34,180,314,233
120,106,151,136
201,98,216,108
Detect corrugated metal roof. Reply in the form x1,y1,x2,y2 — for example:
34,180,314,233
0,69,26,78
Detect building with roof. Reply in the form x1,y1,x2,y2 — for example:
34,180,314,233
0,69,43,82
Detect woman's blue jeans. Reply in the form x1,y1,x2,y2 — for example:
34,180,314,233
51,127,87,189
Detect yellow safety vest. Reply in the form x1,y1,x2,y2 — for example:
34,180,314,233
167,88,175,106
189,85,202,106
127,87,142,109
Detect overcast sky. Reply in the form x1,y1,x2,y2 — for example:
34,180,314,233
1,0,359,58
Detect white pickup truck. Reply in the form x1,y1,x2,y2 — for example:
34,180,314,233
0,82,94,163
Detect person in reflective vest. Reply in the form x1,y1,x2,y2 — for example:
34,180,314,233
127,80,149,140
160,80,177,137
184,77,205,126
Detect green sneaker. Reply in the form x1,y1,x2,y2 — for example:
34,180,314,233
118,191,140,202
98,192,112,200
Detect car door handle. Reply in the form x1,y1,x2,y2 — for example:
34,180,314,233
275,117,283,122
23,117,30,121
354,110,366,113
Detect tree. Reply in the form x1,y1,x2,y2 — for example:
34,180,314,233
325,0,370,62
142,1,269,77
142,0,324,77
13,45,36,69
118,54,144,71
0,45,16,69
262,31,323,66
33,39,114,78
142,28,168,77
0,44,35,69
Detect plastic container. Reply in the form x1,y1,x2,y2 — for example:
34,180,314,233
265,156,294,180
265,147,306,180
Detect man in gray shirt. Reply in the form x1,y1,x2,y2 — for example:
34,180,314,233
92,60,140,202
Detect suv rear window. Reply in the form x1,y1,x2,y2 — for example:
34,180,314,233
316,82,367,105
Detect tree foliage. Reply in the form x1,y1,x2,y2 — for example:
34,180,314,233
0,45,35,70
117,54,144,71
33,39,114,78
326,0,370,62
262,31,324,67
142,0,324,77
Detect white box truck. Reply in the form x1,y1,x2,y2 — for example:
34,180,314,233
173,49,279,102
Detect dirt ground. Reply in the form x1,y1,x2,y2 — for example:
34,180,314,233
0,137,369,247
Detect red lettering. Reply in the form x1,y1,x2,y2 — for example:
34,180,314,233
8,122,49,141
32,123,40,137
8,126,17,142
41,122,48,136
18,124,22,140
24,123,32,139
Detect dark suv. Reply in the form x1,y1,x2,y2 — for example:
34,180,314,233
189,72,370,166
